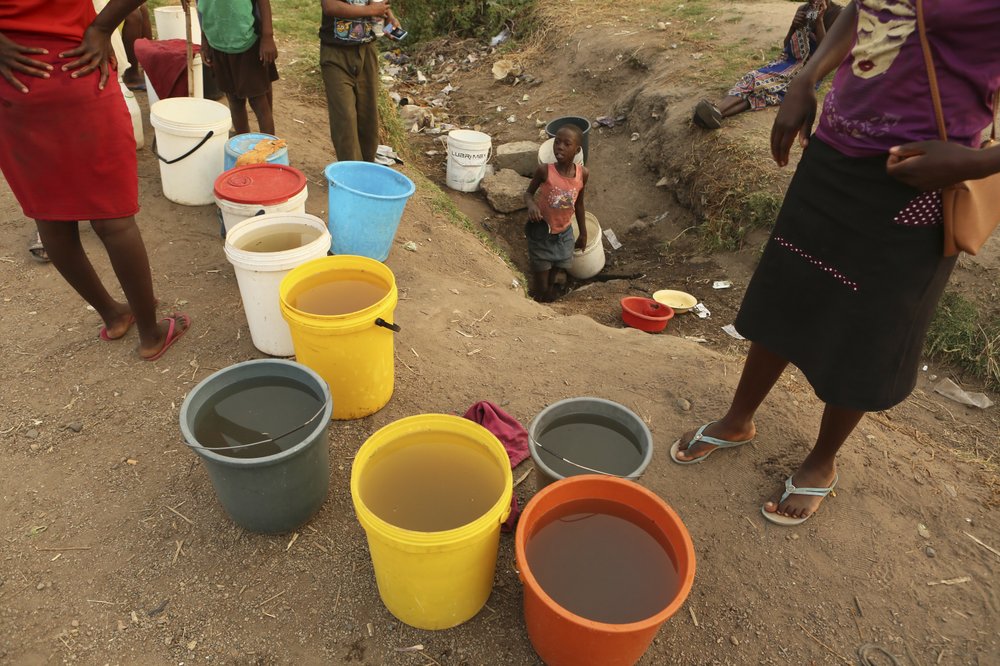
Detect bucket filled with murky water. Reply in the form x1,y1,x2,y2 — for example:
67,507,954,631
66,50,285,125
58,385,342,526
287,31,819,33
515,475,695,666
179,359,333,533
350,414,514,630
528,397,653,488
279,255,399,419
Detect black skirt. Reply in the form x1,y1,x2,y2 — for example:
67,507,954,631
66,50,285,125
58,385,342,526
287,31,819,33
210,38,279,100
734,137,957,411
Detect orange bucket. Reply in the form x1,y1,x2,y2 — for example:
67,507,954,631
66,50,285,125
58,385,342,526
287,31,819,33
514,476,695,666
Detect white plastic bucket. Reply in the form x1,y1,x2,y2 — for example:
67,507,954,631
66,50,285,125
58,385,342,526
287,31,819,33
144,54,203,105
538,137,584,167
153,5,201,44
150,97,230,205
119,82,144,149
217,186,309,233
224,213,332,356
446,129,492,192
570,211,606,279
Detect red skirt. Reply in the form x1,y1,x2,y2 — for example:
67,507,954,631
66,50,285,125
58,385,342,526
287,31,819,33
0,33,138,221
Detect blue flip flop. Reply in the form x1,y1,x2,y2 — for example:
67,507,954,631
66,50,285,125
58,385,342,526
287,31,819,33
670,421,753,465
761,474,839,526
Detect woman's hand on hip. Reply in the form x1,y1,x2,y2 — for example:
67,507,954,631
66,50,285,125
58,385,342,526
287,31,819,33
59,25,115,90
0,32,52,93
887,141,988,190
771,78,817,167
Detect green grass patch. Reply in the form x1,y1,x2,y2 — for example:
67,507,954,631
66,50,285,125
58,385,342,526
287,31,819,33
926,293,1000,391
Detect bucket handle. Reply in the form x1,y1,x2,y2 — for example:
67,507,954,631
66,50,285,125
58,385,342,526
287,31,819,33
182,403,326,453
375,318,401,333
154,130,215,165
532,438,640,479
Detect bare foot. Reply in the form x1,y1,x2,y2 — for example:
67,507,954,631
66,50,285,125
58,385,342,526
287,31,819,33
763,462,838,521
673,420,755,462
100,303,135,341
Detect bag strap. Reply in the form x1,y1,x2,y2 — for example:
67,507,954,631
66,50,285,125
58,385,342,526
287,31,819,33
915,0,948,141
917,0,999,143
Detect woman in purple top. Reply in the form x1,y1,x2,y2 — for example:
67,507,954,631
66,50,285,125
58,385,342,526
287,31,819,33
672,0,1000,525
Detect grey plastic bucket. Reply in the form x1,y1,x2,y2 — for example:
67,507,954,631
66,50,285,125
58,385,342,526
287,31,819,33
545,116,592,164
179,359,332,533
528,397,653,489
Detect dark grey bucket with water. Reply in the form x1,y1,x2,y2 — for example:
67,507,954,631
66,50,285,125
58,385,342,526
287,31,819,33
528,397,653,489
545,116,592,164
180,359,332,533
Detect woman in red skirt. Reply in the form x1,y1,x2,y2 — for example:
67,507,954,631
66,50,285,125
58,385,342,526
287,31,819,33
0,0,188,360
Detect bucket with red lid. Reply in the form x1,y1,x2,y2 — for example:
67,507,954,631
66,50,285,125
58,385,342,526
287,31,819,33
214,164,309,234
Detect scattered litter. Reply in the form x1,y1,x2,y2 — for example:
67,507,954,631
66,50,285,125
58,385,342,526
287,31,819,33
655,176,670,187
522,94,530,101
511,278,521,289
425,150,439,156
594,114,627,128
693,303,711,319
933,378,993,409
927,576,971,586
683,336,708,343
441,83,456,94
394,644,425,653
490,25,512,47
492,59,522,81
535,119,546,128
964,532,1000,560
402,241,418,252
416,70,427,83
691,52,704,60
603,229,623,250
917,523,931,539
721,324,745,340
630,132,640,141
712,280,732,290
507,115,517,123
374,144,403,166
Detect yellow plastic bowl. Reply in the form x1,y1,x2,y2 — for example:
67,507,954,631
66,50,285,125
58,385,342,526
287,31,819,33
652,289,698,314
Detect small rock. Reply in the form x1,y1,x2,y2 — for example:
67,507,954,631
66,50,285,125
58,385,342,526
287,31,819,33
187,640,198,651
790,533,799,541
730,636,739,646
36,582,45,591
925,546,936,558
29,443,39,452
535,119,546,128
655,176,670,187
917,523,931,539
71,620,79,628
165,637,172,646
25,429,39,440
403,241,418,252
676,398,691,412
67,422,83,433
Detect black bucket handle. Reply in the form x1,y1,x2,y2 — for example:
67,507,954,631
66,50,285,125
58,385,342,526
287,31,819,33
375,318,401,333
154,130,215,165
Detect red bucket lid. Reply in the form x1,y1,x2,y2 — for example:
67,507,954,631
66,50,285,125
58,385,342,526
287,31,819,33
213,164,307,206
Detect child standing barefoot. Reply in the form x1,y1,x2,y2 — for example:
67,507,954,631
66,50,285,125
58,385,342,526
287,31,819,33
523,125,589,302
186,0,279,135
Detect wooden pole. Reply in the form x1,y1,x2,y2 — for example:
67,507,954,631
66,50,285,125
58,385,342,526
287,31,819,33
182,2,194,97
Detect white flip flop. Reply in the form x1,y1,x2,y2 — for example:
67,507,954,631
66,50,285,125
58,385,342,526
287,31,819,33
761,474,839,526
669,421,753,465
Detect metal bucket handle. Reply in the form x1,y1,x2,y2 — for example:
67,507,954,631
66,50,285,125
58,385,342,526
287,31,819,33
182,403,326,453
531,437,640,479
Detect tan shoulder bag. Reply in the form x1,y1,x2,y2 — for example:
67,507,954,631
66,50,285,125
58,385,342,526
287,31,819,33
916,0,1000,256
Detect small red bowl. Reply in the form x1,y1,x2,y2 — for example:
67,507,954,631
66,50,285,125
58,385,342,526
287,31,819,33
621,296,675,333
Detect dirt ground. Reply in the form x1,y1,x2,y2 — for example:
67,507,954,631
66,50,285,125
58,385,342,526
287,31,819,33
2,2,1000,665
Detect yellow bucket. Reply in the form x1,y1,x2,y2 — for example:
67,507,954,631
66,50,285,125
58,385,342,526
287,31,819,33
279,255,398,420
350,414,514,630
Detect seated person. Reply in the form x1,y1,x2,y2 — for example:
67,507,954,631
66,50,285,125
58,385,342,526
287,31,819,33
693,0,841,129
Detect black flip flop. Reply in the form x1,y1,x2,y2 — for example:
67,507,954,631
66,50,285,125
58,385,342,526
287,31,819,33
28,234,49,264
693,100,723,130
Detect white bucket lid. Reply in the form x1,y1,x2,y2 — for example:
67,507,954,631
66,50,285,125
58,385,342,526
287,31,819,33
150,98,232,137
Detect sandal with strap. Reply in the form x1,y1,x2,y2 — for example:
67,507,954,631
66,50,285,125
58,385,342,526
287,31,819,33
761,474,839,526
670,421,754,465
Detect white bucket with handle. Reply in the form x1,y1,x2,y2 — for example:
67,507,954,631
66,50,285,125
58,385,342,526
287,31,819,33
570,211,606,279
446,130,492,192
150,97,231,205
153,5,201,43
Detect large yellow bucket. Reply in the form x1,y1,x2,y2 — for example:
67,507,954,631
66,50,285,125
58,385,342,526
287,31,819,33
279,255,398,420
350,414,514,630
